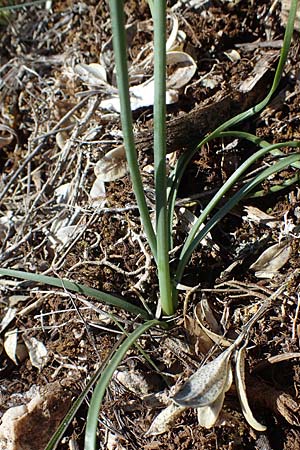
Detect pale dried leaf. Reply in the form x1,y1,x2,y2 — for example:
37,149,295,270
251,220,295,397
114,369,150,396
173,347,233,407
199,297,221,334
89,178,106,207
268,352,300,364
4,330,18,364
8,295,30,307
0,308,17,334
100,51,195,112
224,49,241,62
94,145,128,182
166,51,197,89
0,124,17,149
235,346,267,431
100,80,178,112
55,225,85,246
56,130,69,150
184,315,214,355
23,336,48,370
194,302,232,347
54,182,73,204
146,402,186,436
196,363,232,428
74,62,108,86
166,14,186,51
4,329,27,365
0,383,71,450
250,240,292,278
243,206,277,228
197,389,226,428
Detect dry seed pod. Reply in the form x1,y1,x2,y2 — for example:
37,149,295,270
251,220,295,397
173,347,233,408
235,346,267,431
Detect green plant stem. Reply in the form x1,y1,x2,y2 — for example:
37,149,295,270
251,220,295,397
153,0,174,316
84,320,161,450
108,0,157,260
0,268,151,319
167,0,299,240
176,151,300,284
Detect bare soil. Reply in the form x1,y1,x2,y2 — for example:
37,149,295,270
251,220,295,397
0,1,300,449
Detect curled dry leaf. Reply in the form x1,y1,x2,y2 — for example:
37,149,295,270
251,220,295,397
173,346,234,408
197,364,232,428
166,14,186,51
114,369,150,396
89,177,106,207
146,402,186,436
4,329,28,365
184,314,214,355
23,335,48,371
243,206,277,228
0,308,16,334
0,123,18,149
235,345,267,431
74,62,108,86
250,240,292,279
94,145,128,182
100,51,196,112
194,302,232,347
166,51,197,89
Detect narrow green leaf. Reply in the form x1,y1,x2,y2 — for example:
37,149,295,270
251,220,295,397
0,268,151,319
84,319,161,450
108,0,157,260
176,152,300,283
153,0,174,316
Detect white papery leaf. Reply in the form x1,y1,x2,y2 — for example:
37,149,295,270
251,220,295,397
89,178,106,207
100,51,196,112
173,347,233,408
23,336,48,371
55,225,85,246
100,80,178,112
250,240,292,278
166,51,197,89
0,308,17,333
74,63,108,86
54,182,73,204
235,346,267,431
4,329,27,365
94,145,128,182
146,402,186,436
196,362,233,428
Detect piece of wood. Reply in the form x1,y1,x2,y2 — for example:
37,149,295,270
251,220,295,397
135,53,277,154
